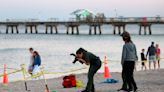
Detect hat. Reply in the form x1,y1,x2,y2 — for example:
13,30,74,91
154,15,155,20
120,31,130,38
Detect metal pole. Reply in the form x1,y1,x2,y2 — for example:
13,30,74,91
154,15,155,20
20,64,30,91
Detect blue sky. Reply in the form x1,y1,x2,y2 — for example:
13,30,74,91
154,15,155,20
0,0,164,20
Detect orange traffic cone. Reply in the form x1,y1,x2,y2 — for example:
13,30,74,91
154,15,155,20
44,88,50,92
104,56,112,79
3,64,9,86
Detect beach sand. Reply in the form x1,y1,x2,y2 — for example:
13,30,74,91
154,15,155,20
1,69,164,92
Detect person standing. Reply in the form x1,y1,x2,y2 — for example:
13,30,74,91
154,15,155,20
118,31,138,92
156,44,161,69
32,51,41,75
75,48,102,92
146,42,156,70
28,48,34,75
141,49,147,70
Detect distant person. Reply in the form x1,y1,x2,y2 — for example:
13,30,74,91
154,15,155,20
32,51,41,75
75,48,102,92
118,31,138,92
28,48,34,75
156,44,161,69
146,42,156,70
141,49,147,70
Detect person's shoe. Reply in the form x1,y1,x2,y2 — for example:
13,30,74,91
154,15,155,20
91,88,95,92
117,88,128,91
126,89,133,92
134,88,139,92
81,90,92,92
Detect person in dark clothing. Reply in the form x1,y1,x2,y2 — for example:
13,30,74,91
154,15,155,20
118,31,138,92
32,51,41,74
75,48,102,92
141,49,147,70
146,42,156,70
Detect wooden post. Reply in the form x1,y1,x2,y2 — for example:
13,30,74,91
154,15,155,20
35,25,38,34
94,26,97,35
66,26,69,34
118,26,121,35
113,26,116,35
89,26,92,35
139,25,142,35
55,26,58,34
76,26,79,35
98,25,102,35
6,26,8,34
25,26,28,34
71,26,74,35
50,26,53,34
11,26,14,34
16,26,19,34
144,26,147,35
148,25,152,35
30,26,32,34
45,25,48,34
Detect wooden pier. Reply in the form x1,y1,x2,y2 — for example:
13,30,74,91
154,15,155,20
0,17,164,35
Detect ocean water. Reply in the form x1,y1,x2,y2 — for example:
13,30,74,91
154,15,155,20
0,25,164,82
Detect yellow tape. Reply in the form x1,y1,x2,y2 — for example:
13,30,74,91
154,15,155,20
0,63,88,81
0,70,22,77
44,67,87,75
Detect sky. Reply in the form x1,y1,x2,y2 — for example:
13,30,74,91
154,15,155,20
0,0,164,20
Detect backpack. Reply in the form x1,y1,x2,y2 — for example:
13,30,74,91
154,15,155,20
62,74,76,88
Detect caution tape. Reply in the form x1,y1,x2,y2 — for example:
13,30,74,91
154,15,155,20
19,64,88,80
43,67,88,75
0,69,22,77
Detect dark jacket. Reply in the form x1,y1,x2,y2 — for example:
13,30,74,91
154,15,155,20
146,45,156,56
83,52,101,66
33,55,41,66
141,52,146,61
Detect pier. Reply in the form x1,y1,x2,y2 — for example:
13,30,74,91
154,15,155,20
0,17,164,35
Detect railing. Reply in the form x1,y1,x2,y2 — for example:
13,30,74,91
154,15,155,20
0,17,164,23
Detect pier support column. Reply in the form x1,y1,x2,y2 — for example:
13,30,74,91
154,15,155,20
66,27,69,34
98,25,102,35
113,26,116,35
16,26,19,34
94,26,97,35
148,25,152,35
35,26,38,34
71,27,74,35
89,26,92,35
139,25,142,35
144,26,147,35
118,26,121,35
50,26,53,34
55,26,58,34
6,26,9,34
11,26,14,34
25,27,28,34
30,26,33,34
45,26,48,34
76,26,79,35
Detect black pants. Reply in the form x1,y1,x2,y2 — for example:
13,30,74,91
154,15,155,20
85,62,101,91
122,61,137,90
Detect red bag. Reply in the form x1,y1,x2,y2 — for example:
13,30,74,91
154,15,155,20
62,74,76,88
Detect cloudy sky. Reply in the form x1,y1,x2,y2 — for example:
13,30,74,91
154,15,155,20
0,0,164,20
